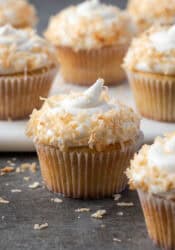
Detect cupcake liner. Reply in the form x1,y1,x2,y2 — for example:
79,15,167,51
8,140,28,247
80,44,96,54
0,66,57,120
126,70,175,122
57,45,128,86
138,190,175,250
36,140,139,199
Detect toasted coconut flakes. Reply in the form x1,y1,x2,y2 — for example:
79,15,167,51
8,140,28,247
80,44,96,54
11,189,22,193
75,208,90,213
29,182,40,189
0,166,15,174
91,210,106,219
117,202,134,207
24,176,30,181
34,223,48,230
117,211,124,216
51,198,63,203
0,197,9,204
16,163,37,173
113,194,122,201
113,238,122,242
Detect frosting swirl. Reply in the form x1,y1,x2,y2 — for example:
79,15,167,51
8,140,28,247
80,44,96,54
45,0,134,50
127,134,175,194
0,25,57,74
27,79,140,151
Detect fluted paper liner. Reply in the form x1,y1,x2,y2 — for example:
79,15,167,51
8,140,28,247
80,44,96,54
57,45,128,86
36,141,138,199
126,70,175,122
138,190,175,250
0,66,57,120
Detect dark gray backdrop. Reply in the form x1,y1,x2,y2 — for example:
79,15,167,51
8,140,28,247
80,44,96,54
30,0,127,33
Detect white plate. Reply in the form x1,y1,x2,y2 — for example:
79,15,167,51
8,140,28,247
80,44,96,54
0,75,175,152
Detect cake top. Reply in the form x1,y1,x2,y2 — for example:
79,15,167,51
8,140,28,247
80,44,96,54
27,79,140,151
0,25,57,75
0,0,37,28
124,25,175,75
127,0,175,32
127,133,175,195
45,0,135,50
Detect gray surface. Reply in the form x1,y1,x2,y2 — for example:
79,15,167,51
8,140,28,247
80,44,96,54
0,153,159,250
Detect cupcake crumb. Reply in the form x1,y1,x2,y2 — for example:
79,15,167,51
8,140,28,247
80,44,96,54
75,208,90,213
113,238,122,242
0,197,9,204
100,224,106,228
117,202,134,207
0,166,15,174
34,223,48,230
24,176,30,181
51,198,63,203
91,210,106,219
117,211,124,216
11,189,22,193
29,182,40,189
16,163,37,173
113,194,122,201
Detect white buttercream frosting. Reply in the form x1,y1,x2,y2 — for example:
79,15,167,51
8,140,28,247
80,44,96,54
127,134,175,194
27,79,140,151
0,25,57,74
45,0,134,50
124,25,175,75
0,0,37,28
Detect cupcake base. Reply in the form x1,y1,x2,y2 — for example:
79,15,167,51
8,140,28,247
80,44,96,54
138,190,175,250
36,140,139,199
57,45,128,86
0,66,57,120
126,70,175,122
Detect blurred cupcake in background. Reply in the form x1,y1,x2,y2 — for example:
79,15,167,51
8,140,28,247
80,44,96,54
0,0,38,29
45,0,136,86
124,24,175,122
127,133,175,250
0,25,57,120
127,0,175,33
27,79,142,199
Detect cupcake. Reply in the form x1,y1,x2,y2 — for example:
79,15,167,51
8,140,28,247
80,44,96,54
0,25,57,120
123,24,175,122
127,133,175,250
127,0,175,33
27,78,142,199
0,0,37,29
45,0,135,86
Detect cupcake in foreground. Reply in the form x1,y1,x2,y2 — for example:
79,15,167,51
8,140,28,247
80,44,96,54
27,79,142,199
127,134,175,250
45,0,135,86
0,25,57,120
0,0,37,29
124,24,175,122
127,0,175,33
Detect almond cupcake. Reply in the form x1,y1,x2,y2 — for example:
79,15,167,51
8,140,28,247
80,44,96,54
27,79,142,199
45,0,135,86
127,0,175,33
0,25,57,120
124,24,175,122
127,133,175,250
0,0,37,29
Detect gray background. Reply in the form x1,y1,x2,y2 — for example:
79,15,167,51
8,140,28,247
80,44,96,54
30,0,127,33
